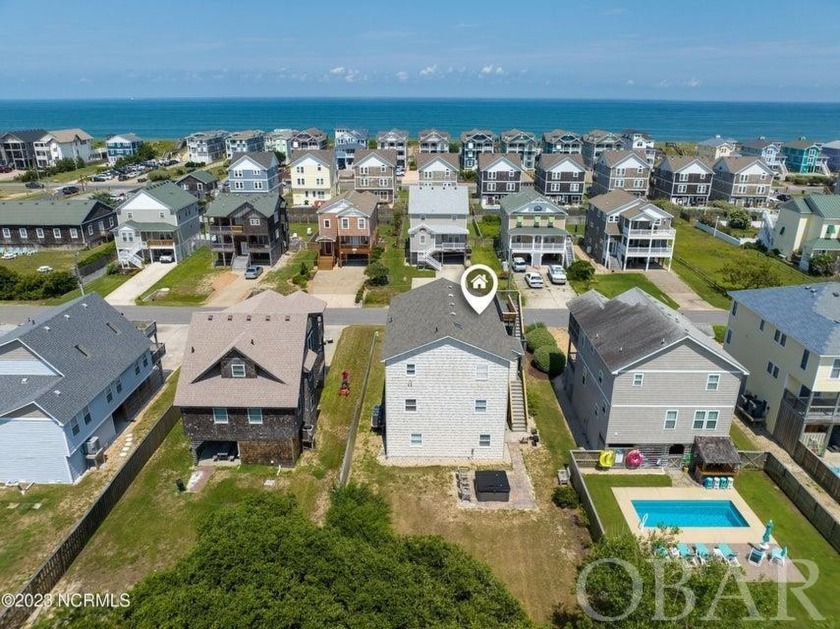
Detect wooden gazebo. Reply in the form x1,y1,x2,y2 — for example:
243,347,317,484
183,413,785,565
690,436,741,484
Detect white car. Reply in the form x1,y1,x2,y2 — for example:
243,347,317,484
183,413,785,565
547,264,567,285
511,256,527,272
1,252,16,260
158,255,174,263
36,265,53,273
524,271,544,288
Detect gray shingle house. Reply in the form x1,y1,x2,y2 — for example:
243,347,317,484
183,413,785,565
0,294,162,483
499,189,572,267
581,129,624,168
228,151,280,193
590,150,651,197
541,129,582,155
382,279,524,461
225,130,266,160
175,290,326,467
0,199,116,251
564,288,747,457
534,153,586,205
407,183,470,269
500,129,539,170
176,170,219,201
375,129,408,170
0,129,46,170
477,153,522,208
206,192,288,267
416,153,459,184
290,128,328,152
650,156,713,206
418,129,451,153
186,130,228,164
710,156,774,207
459,129,496,170
334,128,368,170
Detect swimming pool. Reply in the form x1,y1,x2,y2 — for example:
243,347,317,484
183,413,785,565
632,500,749,528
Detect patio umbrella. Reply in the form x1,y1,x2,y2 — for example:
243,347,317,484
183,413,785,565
761,519,774,547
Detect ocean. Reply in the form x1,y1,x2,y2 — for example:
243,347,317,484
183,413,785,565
0,98,838,142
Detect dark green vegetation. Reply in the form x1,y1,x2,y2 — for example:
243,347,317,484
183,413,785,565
47,487,532,629
0,266,77,301
263,249,317,295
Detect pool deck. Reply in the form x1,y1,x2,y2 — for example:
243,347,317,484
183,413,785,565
612,486,772,545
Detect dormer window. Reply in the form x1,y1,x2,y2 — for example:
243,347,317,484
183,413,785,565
231,363,246,378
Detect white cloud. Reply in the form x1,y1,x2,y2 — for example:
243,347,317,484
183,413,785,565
658,79,670,88
329,66,346,75
625,79,635,86
479,64,506,77
419,64,440,77
395,70,409,81
684,77,702,88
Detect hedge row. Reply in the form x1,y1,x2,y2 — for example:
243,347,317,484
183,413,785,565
0,267,77,301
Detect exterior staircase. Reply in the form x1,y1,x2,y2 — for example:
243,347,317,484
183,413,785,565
509,373,527,432
778,160,789,178
232,254,250,270
417,244,442,271
607,255,621,271
117,241,145,269
564,238,576,267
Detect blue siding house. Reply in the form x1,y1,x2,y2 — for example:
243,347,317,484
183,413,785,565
782,138,829,174
228,151,280,193
334,128,368,170
106,133,142,166
0,295,162,483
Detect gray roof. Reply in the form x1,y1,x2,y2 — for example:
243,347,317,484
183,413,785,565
416,153,459,171
0,199,112,226
376,128,408,141
784,138,821,150
45,128,93,143
227,130,264,140
354,148,397,168
382,279,523,362
107,133,141,143
317,190,379,217
658,155,713,173
731,283,840,355
543,129,580,142
693,436,740,467
781,194,840,219
537,152,586,171
508,226,567,236
289,149,334,168
568,288,746,373
1,129,47,143
176,169,218,185
408,184,469,216
599,150,648,168
501,129,537,142
588,189,641,213
739,138,780,151
294,127,327,140
584,129,619,142
418,129,451,141
460,129,496,142
205,192,281,218
714,156,773,174
500,189,567,216
174,290,326,410
119,220,176,232
698,136,737,147
129,181,198,211
0,294,152,422
230,151,277,169
478,152,522,170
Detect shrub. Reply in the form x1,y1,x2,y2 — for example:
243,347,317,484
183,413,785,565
147,168,171,182
726,207,752,230
354,285,365,304
533,345,566,377
525,321,547,334
525,327,556,352
105,261,121,275
809,252,839,276
370,246,384,263
291,273,308,287
552,485,580,509
364,261,389,286
77,241,116,268
566,260,595,282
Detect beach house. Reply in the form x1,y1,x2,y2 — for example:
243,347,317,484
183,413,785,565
106,133,142,166
376,129,409,171
418,129,450,153
739,138,787,174
782,138,829,175
225,130,266,160
0,199,116,251
620,130,656,165
696,136,737,162
534,153,586,205
581,129,624,167
650,156,714,206
288,150,338,207
33,129,94,169
0,130,47,170
499,189,572,268
416,153,460,184
769,194,840,271
334,128,368,170
590,150,651,197
407,183,469,269
186,130,228,164
477,153,522,208
460,129,496,170
352,148,397,204
228,151,280,193
315,191,379,268
710,156,774,207
290,128,328,152
500,129,540,170
541,129,583,155
206,191,287,267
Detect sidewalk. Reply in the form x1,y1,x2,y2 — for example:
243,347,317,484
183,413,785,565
105,263,175,306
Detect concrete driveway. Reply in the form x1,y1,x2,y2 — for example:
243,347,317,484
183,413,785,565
105,262,176,306
513,267,577,309
309,265,366,307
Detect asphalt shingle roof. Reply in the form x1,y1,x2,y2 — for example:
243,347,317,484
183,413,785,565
289,149,334,168
568,288,746,373
376,129,408,141
317,190,379,217
714,156,773,174
1,129,47,143
354,148,397,168
588,189,639,213
176,170,218,185
382,279,523,362
478,153,522,170
658,155,713,173
134,181,198,211
784,138,820,150
731,283,840,355
599,150,648,168
416,153,459,171
0,199,112,226
537,153,585,170
500,189,566,216
0,294,152,422
230,151,277,170
460,129,495,142
205,192,281,218
408,184,469,216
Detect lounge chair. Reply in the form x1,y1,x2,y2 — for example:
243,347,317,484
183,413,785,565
694,543,711,564
714,543,740,566
675,542,696,566
747,546,766,566
770,546,787,566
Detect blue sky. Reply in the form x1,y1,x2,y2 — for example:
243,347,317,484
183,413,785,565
2,0,839,101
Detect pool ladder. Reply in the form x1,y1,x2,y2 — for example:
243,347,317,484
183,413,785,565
639,512,649,529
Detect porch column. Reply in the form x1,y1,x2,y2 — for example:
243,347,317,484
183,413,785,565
622,238,628,270
604,236,610,267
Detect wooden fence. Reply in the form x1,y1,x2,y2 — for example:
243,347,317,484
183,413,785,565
568,451,606,542
0,405,181,629
791,441,840,502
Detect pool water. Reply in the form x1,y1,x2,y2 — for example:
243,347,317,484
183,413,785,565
632,500,749,528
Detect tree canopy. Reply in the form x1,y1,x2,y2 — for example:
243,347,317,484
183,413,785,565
48,485,531,629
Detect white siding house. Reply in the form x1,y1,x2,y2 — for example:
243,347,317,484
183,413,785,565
381,279,523,462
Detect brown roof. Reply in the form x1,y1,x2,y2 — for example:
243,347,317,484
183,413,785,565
317,190,379,217
659,155,713,173
588,189,639,213
354,148,397,168
538,153,586,171
174,290,325,410
45,128,93,143
693,436,741,467
416,152,459,171
599,150,648,168
714,156,773,174
477,152,522,170
289,149,334,168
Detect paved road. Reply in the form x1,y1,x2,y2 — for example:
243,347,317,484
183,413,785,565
0,304,728,327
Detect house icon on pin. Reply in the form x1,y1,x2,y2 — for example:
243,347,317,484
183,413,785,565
470,274,489,291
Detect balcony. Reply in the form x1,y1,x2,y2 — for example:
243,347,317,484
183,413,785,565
782,390,840,424
210,224,244,234
432,240,467,252
618,244,674,257
211,242,236,252
625,227,676,238
146,239,175,248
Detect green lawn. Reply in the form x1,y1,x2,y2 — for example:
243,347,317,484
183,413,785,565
735,471,840,625
363,214,433,306
1,250,78,274
729,420,757,450
45,272,136,305
137,247,224,305
672,219,811,309
526,374,577,467
48,163,106,184
262,248,317,295
55,328,381,596
584,474,672,535
289,222,317,240
570,273,680,310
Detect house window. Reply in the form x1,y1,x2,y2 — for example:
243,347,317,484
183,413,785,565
506,182,516,191
406,363,415,375
233,181,244,190
52,228,62,239
340,218,350,229
410,433,422,447
143,355,148,367
693,410,720,430
830,358,840,379
405,399,417,412
766,361,780,379
247,408,263,425
105,384,113,403
475,399,487,413
358,217,366,230
632,373,644,387
731,301,738,316
233,170,243,178
664,410,678,430
323,219,331,229
725,329,732,344
487,182,496,192
36,228,44,238
479,434,491,447
19,228,27,238
677,184,687,193
597,370,603,384
254,181,263,190
213,408,229,424
114,377,122,394
759,319,765,331
476,363,489,380
678,173,688,182
1,228,9,238
697,185,707,193
135,360,141,375
231,363,246,378
158,212,165,218
70,228,78,239
88,225,94,235
82,405,92,425
250,218,260,226
800,349,810,370
70,418,80,436
773,329,787,346
706,374,720,391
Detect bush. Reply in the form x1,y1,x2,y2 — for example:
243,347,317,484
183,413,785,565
370,246,384,263
105,261,121,275
354,285,365,304
552,485,579,509
525,327,556,352
809,252,839,276
77,241,116,268
566,260,595,282
0,267,77,301
726,207,752,230
364,261,389,286
291,273,308,287
147,168,172,182
533,345,566,377
525,321,546,334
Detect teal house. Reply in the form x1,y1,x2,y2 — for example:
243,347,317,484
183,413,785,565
782,138,829,174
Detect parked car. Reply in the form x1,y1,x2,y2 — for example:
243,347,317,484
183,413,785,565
61,185,80,195
25,181,45,189
776,193,792,202
511,256,527,272
524,271,544,288
0,165,12,173
137,177,148,183
36,265,53,273
395,167,405,177
158,254,174,263
91,175,108,182
118,174,129,181
244,265,263,279
547,264,567,285
1,252,17,260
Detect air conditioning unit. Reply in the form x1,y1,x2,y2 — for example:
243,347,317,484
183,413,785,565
84,436,101,456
